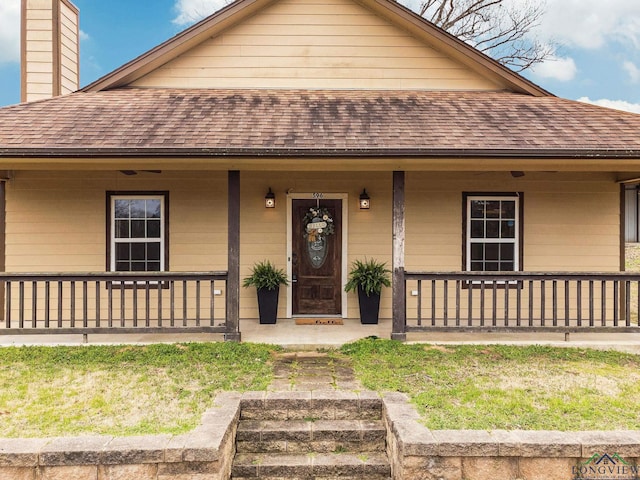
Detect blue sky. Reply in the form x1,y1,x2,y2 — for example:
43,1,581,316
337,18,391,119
1,0,640,113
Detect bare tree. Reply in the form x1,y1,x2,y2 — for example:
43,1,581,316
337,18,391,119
409,0,553,71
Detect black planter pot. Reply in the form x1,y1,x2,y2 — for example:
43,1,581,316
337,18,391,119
357,286,381,324
257,287,279,324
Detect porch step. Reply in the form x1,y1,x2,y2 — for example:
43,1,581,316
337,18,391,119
231,392,391,479
236,419,387,453
231,452,391,479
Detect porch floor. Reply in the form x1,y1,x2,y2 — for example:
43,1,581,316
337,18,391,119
1,318,640,353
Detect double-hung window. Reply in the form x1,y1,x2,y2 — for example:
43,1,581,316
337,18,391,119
465,194,520,272
108,193,168,272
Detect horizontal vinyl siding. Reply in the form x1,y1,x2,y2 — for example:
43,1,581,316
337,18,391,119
5,171,228,273
24,6,54,101
405,172,621,272
133,0,501,91
59,1,78,94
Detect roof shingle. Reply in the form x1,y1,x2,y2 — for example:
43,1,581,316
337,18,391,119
1,88,640,157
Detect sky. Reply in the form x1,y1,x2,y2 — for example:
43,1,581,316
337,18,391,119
1,0,640,113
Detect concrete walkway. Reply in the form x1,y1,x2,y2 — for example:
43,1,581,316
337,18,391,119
269,351,361,391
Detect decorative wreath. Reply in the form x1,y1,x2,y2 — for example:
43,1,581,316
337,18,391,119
303,207,335,242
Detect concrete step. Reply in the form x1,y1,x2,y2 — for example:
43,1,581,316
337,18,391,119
236,419,386,453
239,391,382,421
231,452,391,479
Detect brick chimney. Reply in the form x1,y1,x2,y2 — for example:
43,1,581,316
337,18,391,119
21,0,79,103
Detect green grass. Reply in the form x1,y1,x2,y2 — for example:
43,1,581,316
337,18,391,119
0,342,279,437
340,338,640,431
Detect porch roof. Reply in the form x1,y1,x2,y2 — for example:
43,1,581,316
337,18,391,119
1,88,640,158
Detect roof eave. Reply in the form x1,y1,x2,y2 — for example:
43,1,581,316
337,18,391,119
0,148,637,158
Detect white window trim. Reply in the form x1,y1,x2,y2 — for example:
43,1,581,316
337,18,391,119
110,194,166,273
465,195,520,273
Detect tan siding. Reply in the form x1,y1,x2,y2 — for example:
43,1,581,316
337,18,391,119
405,172,620,273
59,0,79,94
132,0,502,91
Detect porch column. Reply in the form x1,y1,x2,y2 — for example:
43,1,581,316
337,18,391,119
225,170,241,342
0,180,5,322
391,170,407,341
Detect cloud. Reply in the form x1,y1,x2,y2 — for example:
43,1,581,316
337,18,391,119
530,56,577,82
623,61,640,83
0,0,20,64
578,97,640,114
173,0,229,26
539,0,640,49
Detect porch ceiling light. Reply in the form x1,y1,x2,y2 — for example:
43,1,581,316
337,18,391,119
265,188,276,208
359,189,370,210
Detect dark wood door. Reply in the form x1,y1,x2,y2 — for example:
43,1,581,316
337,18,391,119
292,199,342,315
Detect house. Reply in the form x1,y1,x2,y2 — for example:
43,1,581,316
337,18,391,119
1,0,640,341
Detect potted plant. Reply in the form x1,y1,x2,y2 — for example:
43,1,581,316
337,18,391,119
243,260,289,324
344,258,391,324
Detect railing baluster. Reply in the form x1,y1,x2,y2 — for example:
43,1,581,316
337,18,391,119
83,281,88,328
614,281,619,327
601,281,607,327
183,280,188,326
145,282,150,328
18,281,25,329
540,280,546,327
577,280,582,327
32,281,37,327
504,280,509,327
6,281,11,328
133,282,138,327
196,280,201,327
455,280,461,327
467,280,473,327
564,280,570,327
528,280,533,326
157,280,163,327
45,281,50,328
95,281,100,327
108,282,113,328
480,282,485,327
625,280,631,327
57,281,63,328
120,284,125,328
443,280,448,327
170,281,175,327
431,280,436,326
70,281,75,328
516,280,522,327
416,279,422,326
552,280,557,327
491,282,497,327
210,280,215,327
589,280,594,327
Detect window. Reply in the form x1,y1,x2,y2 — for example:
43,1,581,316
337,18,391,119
465,194,520,272
108,193,168,272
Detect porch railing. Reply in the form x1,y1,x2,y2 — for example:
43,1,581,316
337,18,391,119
0,272,230,336
405,272,640,332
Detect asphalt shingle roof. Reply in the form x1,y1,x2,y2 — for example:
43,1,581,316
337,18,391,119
1,88,640,158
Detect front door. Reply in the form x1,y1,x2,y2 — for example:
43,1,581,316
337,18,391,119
292,199,342,315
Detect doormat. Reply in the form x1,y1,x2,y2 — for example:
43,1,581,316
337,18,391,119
295,318,344,325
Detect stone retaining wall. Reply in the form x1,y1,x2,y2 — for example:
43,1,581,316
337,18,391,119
1,391,639,480
383,392,640,480
0,392,241,480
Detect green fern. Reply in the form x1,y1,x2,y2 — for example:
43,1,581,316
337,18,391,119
242,260,289,291
344,258,391,296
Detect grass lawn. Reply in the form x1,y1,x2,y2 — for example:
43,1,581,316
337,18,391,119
0,342,279,437
1,339,639,437
340,338,640,431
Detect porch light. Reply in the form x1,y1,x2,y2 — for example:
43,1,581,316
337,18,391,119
359,189,370,209
265,188,276,208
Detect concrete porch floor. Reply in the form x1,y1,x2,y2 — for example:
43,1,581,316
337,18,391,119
1,317,640,353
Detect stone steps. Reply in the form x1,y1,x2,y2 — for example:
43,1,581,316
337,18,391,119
232,452,391,479
236,419,387,453
231,391,391,479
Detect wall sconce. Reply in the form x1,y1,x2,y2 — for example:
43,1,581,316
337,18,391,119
359,189,370,210
265,188,275,208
